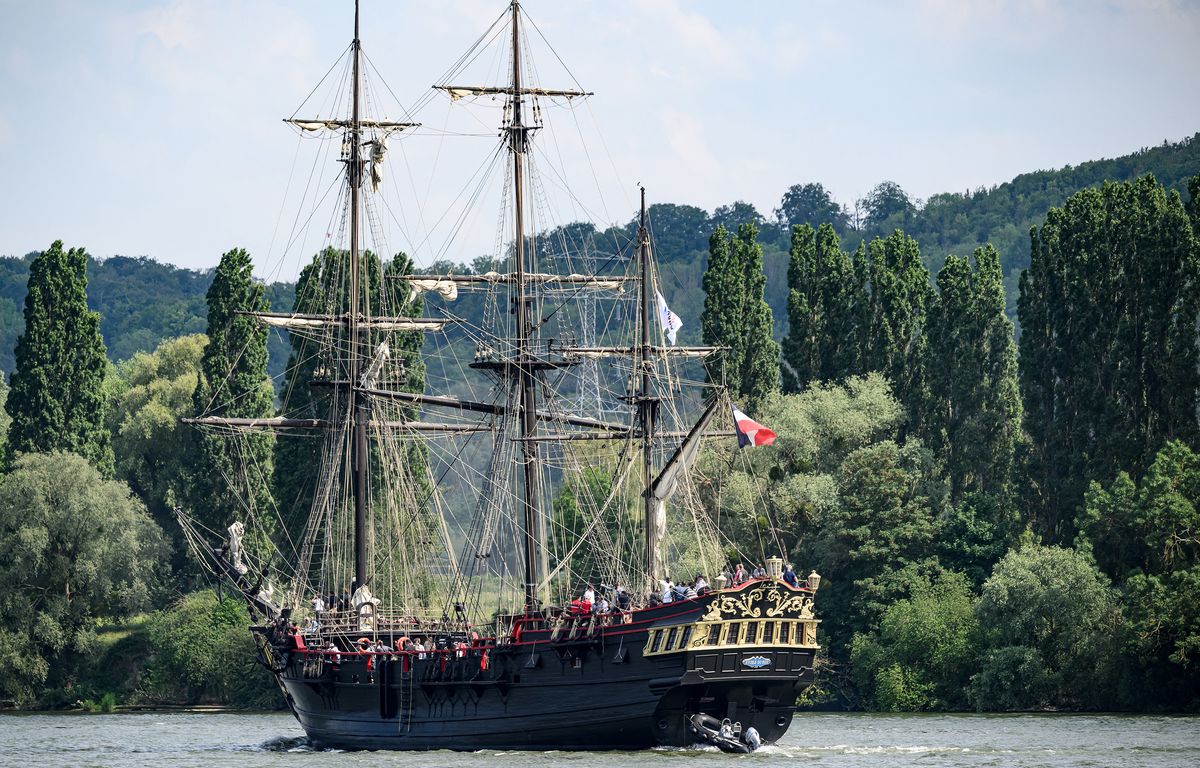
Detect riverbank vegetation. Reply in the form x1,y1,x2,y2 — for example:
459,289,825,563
1,137,1198,712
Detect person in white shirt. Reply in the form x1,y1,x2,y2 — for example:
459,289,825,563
660,579,674,603
583,585,595,604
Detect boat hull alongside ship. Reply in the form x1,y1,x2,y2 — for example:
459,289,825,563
263,581,818,750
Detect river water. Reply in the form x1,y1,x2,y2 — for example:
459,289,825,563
0,711,1196,768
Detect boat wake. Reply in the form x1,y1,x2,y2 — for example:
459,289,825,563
243,736,330,753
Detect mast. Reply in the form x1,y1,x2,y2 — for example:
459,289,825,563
433,3,589,610
509,0,543,610
349,0,369,590
637,188,660,592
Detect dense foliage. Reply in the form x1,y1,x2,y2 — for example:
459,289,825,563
0,453,166,705
107,335,207,573
140,591,277,708
4,241,113,474
701,223,780,411
1019,176,1200,542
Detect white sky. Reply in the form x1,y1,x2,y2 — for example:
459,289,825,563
1,0,1198,280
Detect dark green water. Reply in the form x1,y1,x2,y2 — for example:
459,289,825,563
0,711,1196,767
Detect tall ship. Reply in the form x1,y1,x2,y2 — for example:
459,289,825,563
182,0,820,752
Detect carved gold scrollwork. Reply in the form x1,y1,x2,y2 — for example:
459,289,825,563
702,583,814,620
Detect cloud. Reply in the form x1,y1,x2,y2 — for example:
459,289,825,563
915,0,1064,43
629,0,744,80
660,106,719,183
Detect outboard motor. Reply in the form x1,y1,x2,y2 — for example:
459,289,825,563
742,726,762,751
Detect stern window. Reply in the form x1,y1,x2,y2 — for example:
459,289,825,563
744,622,759,644
725,622,740,645
762,621,775,644
665,627,678,651
779,622,791,644
650,630,664,653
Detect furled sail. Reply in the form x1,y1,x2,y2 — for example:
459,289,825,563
240,311,446,332
647,397,723,579
284,118,419,132
396,271,631,300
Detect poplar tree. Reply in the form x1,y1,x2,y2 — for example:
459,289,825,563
4,241,112,475
702,225,746,396
861,230,933,432
702,223,779,411
924,246,1021,505
189,248,275,533
1019,174,1200,541
782,223,861,391
737,223,781,411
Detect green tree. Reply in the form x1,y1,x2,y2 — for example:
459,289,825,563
643,203,712,261
551,466,618,587
738,224,782,410
142,591,277,708
860,230,933,431
0,452,166,705
858,180,916,231
970,544,1124,710
701,224,779,411
4,241,113,474
189,248,275,534
703,224,747,395
781,223,862,391
108,335,207,568
1019,175,1200,541
806,438,944,658
851,570,981,710
924,246,1021,505
703,374,903,567
710,200,766,232
1078,440,1200,704
775,182,849,232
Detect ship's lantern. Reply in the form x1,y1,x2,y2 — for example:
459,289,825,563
807,571,822,591
765,557,784,581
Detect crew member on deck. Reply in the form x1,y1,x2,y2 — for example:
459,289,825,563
783,563,799,587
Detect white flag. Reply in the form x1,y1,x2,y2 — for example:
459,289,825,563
656,291,682,345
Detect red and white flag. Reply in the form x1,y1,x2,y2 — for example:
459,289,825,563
731,404,776,448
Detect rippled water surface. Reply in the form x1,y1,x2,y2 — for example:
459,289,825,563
1,711,1197,768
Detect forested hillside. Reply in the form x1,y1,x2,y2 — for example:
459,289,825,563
0,254,292,378
1,133,1196,378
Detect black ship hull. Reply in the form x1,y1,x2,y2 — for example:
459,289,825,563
265,583,819,750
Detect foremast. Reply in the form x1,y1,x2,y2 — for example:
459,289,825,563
186,0,422,597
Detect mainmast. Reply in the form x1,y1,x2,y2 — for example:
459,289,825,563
349,0,369,590
508,0,543,611
431,1,588,610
